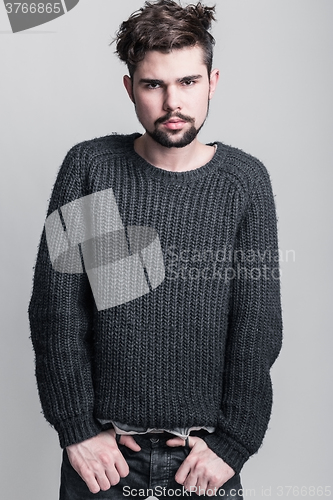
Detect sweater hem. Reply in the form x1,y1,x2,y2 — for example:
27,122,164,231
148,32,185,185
55,415,103,449
203,432,251,474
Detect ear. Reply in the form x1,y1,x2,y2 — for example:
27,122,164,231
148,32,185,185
208,69,220,100
123,75,135,103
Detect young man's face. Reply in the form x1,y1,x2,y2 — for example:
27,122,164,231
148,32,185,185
124,45,219,148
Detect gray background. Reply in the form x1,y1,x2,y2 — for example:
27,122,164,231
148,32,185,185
1,0,332,498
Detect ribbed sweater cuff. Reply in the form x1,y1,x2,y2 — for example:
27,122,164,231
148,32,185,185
203,432,250,474
55,414,103,449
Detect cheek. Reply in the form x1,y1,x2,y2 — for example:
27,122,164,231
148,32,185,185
189,85,209,107
194,94,209,121
135,94,159,120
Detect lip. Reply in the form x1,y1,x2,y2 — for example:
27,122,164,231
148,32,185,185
163,119,186,130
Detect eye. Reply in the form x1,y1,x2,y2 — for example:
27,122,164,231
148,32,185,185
146,82,161,89
182,79,196,86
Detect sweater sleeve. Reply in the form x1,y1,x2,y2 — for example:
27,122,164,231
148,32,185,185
203,161,283,473
28,144,103,448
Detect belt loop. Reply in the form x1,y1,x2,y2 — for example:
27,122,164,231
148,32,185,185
116,433,121,445
185,436,190,448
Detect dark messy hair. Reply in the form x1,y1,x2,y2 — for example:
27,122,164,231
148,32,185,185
113,0,216,77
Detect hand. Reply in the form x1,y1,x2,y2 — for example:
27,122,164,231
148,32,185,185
66,428,141,494
166,436,235,496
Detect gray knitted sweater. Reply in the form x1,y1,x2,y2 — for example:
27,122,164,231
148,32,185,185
28,133,282,473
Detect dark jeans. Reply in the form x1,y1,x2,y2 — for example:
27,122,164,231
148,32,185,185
60,433,243,499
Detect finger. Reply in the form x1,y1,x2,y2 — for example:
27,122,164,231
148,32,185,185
183,470,200,493
94,470,112,491
87,479,101,494
206,481,219,496
90,454,117,490
166,437,187,447
104,465,121,487
113,450,130,478
120,434,141,451
174,456,192,484
67,455,103,494
77,466,102,494
98,446,129,480
195,480,209,497
107,428,116,439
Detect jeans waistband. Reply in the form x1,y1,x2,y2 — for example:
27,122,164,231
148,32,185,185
129,429,210,440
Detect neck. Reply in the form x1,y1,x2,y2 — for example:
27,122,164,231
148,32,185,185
134,133,215,172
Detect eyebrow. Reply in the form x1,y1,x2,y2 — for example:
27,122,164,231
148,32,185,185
139,75,203,85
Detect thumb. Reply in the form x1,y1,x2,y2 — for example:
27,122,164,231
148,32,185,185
166,437,187,448
119,434,141,452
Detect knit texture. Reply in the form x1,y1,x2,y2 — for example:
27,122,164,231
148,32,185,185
28,133,282,473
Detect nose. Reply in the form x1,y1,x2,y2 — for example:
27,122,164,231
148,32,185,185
163,85,182,112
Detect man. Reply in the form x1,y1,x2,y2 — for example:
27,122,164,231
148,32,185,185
29,1,282,499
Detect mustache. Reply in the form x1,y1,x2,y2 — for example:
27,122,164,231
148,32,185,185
155,112,195,126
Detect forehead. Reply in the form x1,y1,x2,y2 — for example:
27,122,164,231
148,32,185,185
134,45,207,81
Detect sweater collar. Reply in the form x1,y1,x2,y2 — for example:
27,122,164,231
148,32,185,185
125,133,227,184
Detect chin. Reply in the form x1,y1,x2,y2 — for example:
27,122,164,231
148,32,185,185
147,126,198,149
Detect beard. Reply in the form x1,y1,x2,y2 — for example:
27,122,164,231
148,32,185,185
139,103,209,149
146,122,201,148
